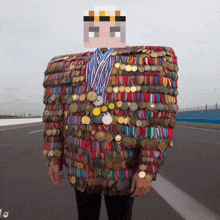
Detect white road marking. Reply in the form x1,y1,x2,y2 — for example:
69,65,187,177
152,174,220,220
0,118,42,126
176,125,220,132
29,129,43,134
0,123,43,132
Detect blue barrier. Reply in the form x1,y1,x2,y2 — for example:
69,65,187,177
177,109,220,124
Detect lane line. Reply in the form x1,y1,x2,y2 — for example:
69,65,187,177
29,129,43,134
152,174,220,220
0,124,43,132
176,125,220,132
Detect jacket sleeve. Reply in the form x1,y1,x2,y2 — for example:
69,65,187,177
134,46,179,182
42,56,66,171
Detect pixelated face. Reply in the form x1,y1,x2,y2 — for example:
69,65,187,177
84,10,126,48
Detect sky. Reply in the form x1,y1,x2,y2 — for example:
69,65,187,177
1,0,220,116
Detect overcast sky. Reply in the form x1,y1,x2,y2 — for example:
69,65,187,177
1,0,220,115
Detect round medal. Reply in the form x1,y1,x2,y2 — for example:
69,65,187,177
131,65,137,72
138,171,146,178
93,95,104,106
125,65,132,72
101,105,108,112
108,103,115,110
115,135,122,142
113,86,119,93
102,112,113,125
115,63,120,68
130,86,136,93
79,94,86,102
119,86,125,93
87,91,98,102
93,108,101,116
144,174,152,183
125,87,131,93
118,117,125,124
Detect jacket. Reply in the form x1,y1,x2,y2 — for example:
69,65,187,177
42,45,179,196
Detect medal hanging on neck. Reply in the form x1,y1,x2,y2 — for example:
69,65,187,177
86,47,116,104
86,47,116,125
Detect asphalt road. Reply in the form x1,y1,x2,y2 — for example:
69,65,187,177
0,122,220,220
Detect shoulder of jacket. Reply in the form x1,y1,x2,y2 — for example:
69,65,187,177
48,50,94,63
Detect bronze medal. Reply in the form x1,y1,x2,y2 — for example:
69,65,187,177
138,65,145,72
144,65,151,71
169,117,176,127
157,141,167,153
69,103,78,113
112,67,118,75
122,136,131,147
140,164,147,170
95,131,106,142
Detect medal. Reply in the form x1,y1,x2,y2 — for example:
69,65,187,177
93,95,104,106
102,112,113,125
93,107,101,116
87,91,98,102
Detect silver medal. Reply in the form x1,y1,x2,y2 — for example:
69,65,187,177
93,95,104,106
154,151,160,158
102,112,112,125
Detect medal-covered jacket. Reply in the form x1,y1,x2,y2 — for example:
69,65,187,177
42,46,179,196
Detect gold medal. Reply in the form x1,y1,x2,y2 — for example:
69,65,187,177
49,161,54,166
93,108,101,116
70,176,76,184
72,94,79,101
101,105,108,112
120,63,126,70
125,65,132,72
140,164,147,170
169,139,174,147
79,94,86,102
116,101,123,108
119,86,125,93
87,91,98,102
136,85,142,92
118,117,125,124
131,65,137,72
82,116,91,124
115,134,122,142
42,149,48,156
108,103,115,110
138,171,146,178
151,52,158,58
125,87,131,93
130,86,137,92
107,86,113,93
115,63,120,69
113,86,119,93
124,117,129,125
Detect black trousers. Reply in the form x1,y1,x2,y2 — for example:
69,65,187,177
74,188,134,220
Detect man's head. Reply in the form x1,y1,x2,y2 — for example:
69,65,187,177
84,6,126,48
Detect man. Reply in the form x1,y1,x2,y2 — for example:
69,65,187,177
42,6,179,220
